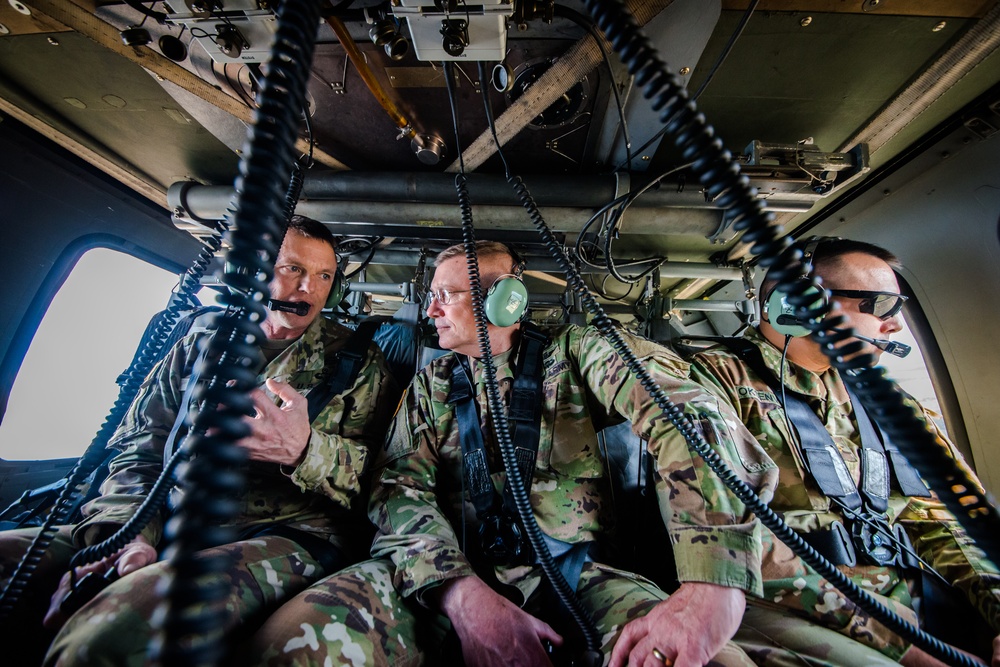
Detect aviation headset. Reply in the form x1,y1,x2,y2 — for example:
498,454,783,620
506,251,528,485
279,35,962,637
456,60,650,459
762,236,833,337
483,244,529,327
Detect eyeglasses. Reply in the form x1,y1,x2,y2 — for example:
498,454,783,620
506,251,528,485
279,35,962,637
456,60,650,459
427,288,470,306
829,289,908,320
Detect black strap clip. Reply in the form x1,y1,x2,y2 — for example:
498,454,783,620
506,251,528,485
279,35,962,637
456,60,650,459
849,513,899,567
478,505,530,565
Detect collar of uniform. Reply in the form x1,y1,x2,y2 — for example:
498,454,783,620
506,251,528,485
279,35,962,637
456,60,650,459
257,315,329,383
747,328,849,402
468,347,516,387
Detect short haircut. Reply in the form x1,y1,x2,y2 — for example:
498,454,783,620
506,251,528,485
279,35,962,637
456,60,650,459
435,241,519,275
286,214,337,253
762,236,900,295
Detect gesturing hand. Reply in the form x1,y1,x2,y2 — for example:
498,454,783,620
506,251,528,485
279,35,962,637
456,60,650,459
237,378,311,467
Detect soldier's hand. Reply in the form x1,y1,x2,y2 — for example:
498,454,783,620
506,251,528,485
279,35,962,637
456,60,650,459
609,582,744,667
900,644,986,667
238,378,311,466
43,536,156,632
992,633,999,667
438,575,562,667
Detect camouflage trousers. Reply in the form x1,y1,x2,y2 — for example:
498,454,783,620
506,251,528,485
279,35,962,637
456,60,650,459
735,602,906,666
42,535,336,667
246,558,758,667
0,526,78,666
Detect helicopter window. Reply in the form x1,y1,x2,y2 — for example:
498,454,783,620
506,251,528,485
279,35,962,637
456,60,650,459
881,313,948,438
0,248,183,460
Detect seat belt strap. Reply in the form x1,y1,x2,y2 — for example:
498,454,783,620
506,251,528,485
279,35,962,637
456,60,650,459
843,379,931,499
715,338,862,510
448,359,500,518
540,533,592,592
306,318,384,423
843,382,891,513
505,323,549,499
162,342,212,463
445,324,550,520
884,439,932,498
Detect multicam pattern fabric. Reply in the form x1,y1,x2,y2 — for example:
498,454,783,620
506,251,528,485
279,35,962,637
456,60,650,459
0,527,77,665
371,324,777,606
32,316,393,665
45,536,330,667
74,315,393,556
689,328,1000,660
247,557,760,667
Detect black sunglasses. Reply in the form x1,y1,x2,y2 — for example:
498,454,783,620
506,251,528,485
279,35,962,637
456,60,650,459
828,289,908,320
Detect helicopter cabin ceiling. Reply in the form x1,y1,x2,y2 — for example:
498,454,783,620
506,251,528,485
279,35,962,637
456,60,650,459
0,0,998,317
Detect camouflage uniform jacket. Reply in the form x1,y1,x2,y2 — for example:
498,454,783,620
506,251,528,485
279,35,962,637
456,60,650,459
74,316,393,555
371,324,777,606
689,328,1000,659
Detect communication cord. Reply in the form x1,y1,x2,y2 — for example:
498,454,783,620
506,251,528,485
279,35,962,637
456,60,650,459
460,61,604,660
574,1,996,665
0,221,226,621
148,1,322,664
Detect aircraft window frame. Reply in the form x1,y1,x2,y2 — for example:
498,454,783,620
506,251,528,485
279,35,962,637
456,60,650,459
888,274,973,465
0,242,185,461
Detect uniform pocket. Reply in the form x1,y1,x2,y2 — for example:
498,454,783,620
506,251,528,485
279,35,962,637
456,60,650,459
542,382,604,480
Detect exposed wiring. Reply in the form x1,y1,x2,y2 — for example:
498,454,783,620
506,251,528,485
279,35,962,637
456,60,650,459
620,0,760,168
575,163,692,283
122,0,167,23
445,62,466,175
553,4,632,172
479,61,512,178
691,0,759,102
583,2,991,665
342,237,384,279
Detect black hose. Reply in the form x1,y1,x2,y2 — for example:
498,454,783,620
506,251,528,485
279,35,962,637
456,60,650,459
577,1,994,665
149,1,322,664
455,174,603,657
0,222,226,621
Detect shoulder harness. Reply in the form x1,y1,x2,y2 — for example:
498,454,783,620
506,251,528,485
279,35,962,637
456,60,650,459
446,322,549,565
712,337,930,567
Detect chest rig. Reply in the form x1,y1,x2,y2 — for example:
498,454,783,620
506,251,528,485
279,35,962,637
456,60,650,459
446,323,548,565
720,338,931,568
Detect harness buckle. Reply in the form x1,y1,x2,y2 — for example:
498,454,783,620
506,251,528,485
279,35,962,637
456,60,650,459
849,514,898,566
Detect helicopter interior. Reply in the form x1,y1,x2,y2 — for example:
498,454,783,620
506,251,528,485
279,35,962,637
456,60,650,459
0,0,999,576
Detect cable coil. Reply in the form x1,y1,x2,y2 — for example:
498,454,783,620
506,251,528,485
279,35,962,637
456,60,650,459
574,2,998,665
149,1,322,664
0,222,227,621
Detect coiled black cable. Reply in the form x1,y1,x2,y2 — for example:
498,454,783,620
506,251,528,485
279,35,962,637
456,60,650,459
455,175,603,660
573,1,996,665
465,61,603,659
148,1,322,665
283,161,306,223
510,172,980,667
0,221,226,622
70,150,310,569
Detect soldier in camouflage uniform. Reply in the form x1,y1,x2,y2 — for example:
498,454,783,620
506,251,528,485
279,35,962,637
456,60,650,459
243,240,807,667
0,216,394,666
689,237,1000,666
